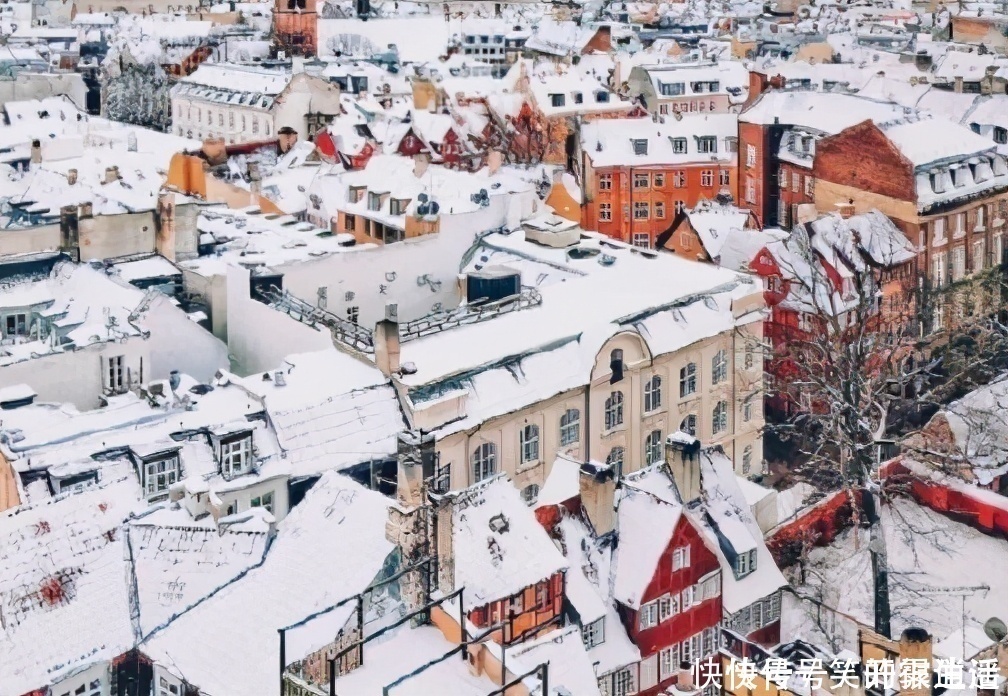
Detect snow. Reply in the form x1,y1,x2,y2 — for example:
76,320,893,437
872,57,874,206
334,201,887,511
317,17,454,63
142,474,395,696
880,116,997,167
0,383,36,404
687,201,752,260
612,484,682,609
450,476,568,606
535,453,581,508
580,115,738,168
0,479,142,696
934,373,1008,485
506,625,603,696
741,91,905,135
783,496,1008,652
112,255,181,283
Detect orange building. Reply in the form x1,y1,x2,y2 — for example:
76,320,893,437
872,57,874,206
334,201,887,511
273,0,318,57
577,115,739,248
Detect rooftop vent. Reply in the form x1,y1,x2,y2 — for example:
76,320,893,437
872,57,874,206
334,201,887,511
466,268,521,304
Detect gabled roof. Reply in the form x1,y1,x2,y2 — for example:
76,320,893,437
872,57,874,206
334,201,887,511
449,476,568,606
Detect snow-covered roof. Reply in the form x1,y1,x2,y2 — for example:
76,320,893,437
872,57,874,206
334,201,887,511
687,200,752,259
693,450,787,615
449,476,568,606
0,479,141,696
535,453,582,508
879,115,998,168
142,473,394,696
741,90,905,135
612,477,683,609
506,625,603,696
933,373,1008,485
807,209,916,270
580,114,738,167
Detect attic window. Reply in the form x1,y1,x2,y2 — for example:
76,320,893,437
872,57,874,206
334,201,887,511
671,137,687,154
573,92,584,104
219,432,252,479
632,139,648,156
550,93,565,108
489,513,509,534
734,548,757,579
141,452,180,499
349,185,366,203
995,127,1008,145
367,191,382,211
696,136,717,154
610,348,625,383
595,90,610,103
390,198,410,216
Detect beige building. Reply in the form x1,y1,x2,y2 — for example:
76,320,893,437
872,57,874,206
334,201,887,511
375,222,766,506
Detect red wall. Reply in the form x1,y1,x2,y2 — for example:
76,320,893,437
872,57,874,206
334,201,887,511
766,489,861,568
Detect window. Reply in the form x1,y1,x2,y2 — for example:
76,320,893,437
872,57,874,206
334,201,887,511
560,409,580,446
719,169,730,186
700,170,714,187
639,601,659,630
672,546,690,570
632,139,648,156
671,137,687,154
679,362,697,397
157,672,182,696
613,667,637,696
550,93,565,107
746,144,757,168
675,200,686,215
220,435,252,478
779,168,788,188
745,176,756,203
4,312,27,336
536,582,551,609
673,171,686,188
229,113,235,128
805,176,815,197
633,173,649,189
640,654,658,692
633,201,649,219
606,447,625,475
956,213,967,236
702,626,716,657
792,173,800,193
583,618,605,649
711,349,728,384
735,548,757,578
933,218,947,245
472,442,497,482
599,203,612,222
753,601,764,629
742,445,753,474
645,430,663,465
658,593,676,621
368,191,382,212
218,113,224,126
605,392,624,430
251,491,274,513
521,484,540,505
973,240,985,273
680,414,697,436
520,424,540,464
143,455,180,498
644,375,662,412
599,174,613,191
207,109,212,125
681,585,695,610
653,173,665,187
933,252,946,287
107,355,125,392
659,647,675,681
712,400,728,435
655,201,665,219
252,119,259,135
633,233,651,248
346,305,359,324
659,81,684,96
995,235,1004,266
697,136,717,154
952,245,966,280
743,401,753,423
58,679,102,696
995,127,1008,145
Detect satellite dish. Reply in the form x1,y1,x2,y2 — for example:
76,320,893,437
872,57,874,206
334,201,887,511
984,617,1008,643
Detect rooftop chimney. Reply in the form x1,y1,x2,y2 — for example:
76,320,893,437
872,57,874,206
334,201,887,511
837,199,856,219
30,139,41,165
665,433,703,503
67,168,78,185
579,461,616,536
487,149,504,175
413,152,431,179
104,166,120,184
374,303,401,376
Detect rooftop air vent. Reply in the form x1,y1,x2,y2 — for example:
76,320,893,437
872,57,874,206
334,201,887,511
466,267,521,304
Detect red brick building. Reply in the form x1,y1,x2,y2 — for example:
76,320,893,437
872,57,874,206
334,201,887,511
578,116,739,248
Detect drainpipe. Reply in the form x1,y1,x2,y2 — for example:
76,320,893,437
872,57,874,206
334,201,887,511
583,386,591,463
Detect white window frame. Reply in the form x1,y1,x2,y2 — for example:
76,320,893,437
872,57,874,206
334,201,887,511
251,490,274,513
613,666,638,696
644,375,662,412
639,654,658,691
107,355,125,392
638,600,659,630
4,312,27,336
712,400,728,435
520,424,540,464
220,435,252,478
521,484,540,505
672,545,690,570
599,202,613,222
583,617,605,649
681,585,695,610
472,442,497,482
632,232,651,248
645,429,663,465
711,349,728,384
560,408,580,446
679,362,697,398
143,455,180,498
746,144,757,168
605,391,624,430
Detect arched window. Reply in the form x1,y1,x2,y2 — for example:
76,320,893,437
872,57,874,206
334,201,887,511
520,424,540,464
604,391,624,430
680,414,697,436
644,375,662,412
472,442,497,482
522,484,540,506
680,362,697,397
560,408,580,446
742,445,753,474
645,429,663,465
606,446,624,475
712,401,728,435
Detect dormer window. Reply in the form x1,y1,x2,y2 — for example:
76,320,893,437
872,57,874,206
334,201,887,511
995,127,1007,145
734,549,757,579
550,93,565,107
390,198,410,216
696,136,717,154
632,139,648,156
610,348,624,383
582,617,605,649
349,185,366,203
573,92,584,104
671,137,687,154
140,451,180,499
595,90,609,103
368,191,382,212
219,432,252,479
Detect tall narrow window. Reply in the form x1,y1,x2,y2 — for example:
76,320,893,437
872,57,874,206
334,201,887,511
560,409,580,446
606,447,625,476
645,430,663,465
644,375,662,412
712,401,728,435
472,442,497,482
107,355,125,392
680,362,697,397
712,349,728,385
605,391,624,430
520,424,540,464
